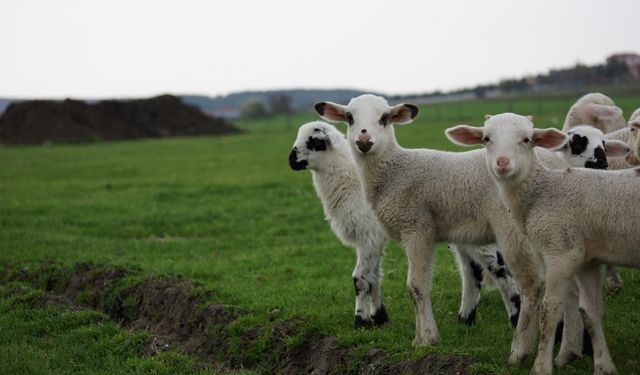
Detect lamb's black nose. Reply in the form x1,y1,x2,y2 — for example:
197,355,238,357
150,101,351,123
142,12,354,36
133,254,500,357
288,148,308,170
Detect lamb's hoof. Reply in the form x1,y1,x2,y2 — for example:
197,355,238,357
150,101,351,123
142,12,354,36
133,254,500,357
354,315,373,329
372,304,389,327
507,351,530,366
594,363,618,375
554,350,581,368
458,307,477,326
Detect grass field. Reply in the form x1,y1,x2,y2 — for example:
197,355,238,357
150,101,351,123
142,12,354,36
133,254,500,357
1,94,640,374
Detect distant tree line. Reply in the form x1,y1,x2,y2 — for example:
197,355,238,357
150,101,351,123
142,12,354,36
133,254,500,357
240,93,292,119
390,55,639,101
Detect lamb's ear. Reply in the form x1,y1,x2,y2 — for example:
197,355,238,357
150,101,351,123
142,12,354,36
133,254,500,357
445,125,484,146
314,102,348,123
604,140,630,158
532,128,568,149
322,128,345,148
390,103,419,125
589,104,623,120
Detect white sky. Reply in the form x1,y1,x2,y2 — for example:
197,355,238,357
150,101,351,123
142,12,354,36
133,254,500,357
1,0,639,99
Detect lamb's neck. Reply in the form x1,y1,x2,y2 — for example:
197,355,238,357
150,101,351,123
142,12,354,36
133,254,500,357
311,161,359,215
495,160,545,232
354,143,402,204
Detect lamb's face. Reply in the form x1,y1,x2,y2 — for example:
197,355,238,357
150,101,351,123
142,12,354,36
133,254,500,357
480,114,545,181
288,121,345,171
314,94,418,156
626,113,640,166
446,113,568,182
559,125,610,169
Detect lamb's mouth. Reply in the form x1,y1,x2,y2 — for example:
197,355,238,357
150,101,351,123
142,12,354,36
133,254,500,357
288,148,308,170
355,140,374,153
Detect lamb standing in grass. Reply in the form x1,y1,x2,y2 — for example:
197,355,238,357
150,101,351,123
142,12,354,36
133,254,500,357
314,94,547,363
289,121,389,328
288,121,521,328
446,113,636,375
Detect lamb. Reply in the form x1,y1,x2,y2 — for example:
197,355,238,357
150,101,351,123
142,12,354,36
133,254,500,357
288,121,521,328
604,108,640,169
555,126,618,169
313,94,549,364
562,93,627,133
446,113,636,375
563,94,631,293
289,121,389,328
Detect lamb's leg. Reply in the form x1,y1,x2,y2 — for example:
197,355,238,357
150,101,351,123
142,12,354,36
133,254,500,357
604,265,623,295
577,264,617,375
368,242,388,326
472,244,521,327
532,255,578,375
352,248,373,329
451,244,483,326
493,226,544,365
554,279,584,368
402,231,438,347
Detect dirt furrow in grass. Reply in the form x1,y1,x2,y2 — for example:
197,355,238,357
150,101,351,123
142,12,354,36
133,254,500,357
0,261,473,375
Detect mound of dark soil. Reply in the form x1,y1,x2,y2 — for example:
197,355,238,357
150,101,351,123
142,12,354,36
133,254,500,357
1,261,474,375
0,95,239,145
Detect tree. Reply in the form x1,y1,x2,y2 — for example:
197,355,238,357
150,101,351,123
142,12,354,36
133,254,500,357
267,94,292,114
240,99,267,119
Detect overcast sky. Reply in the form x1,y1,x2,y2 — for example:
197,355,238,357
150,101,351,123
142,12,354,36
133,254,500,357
1,0,638,99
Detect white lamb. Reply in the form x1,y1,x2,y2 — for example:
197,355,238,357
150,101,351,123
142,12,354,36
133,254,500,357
604,108,640,169
563,94,632,293
600,108,640,293
314,94,548,363
288,121,521,328
446,113,636,375
562,92,627,133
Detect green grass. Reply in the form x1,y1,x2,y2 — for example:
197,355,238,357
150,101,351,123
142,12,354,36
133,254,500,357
1,94,640,374
0,282,223,375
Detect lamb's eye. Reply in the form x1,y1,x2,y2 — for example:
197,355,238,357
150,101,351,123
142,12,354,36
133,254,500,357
345,112,354,126
523,137,531,144
482,136,490,143
379,113,390,126
631,127,636,132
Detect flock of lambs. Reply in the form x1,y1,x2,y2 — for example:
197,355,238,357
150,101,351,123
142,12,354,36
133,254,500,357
288,92,640,375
